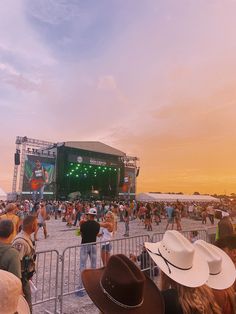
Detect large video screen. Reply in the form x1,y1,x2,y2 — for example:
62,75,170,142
22,155,56,196
120,167,136,195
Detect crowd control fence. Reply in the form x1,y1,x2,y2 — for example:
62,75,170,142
31,250,60,314
32,229,211,314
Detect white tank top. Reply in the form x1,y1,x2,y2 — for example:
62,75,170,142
100,227,113,244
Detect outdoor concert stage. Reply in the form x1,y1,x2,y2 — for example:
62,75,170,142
12,137,138,200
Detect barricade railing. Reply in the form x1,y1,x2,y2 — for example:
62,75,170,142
59,234,151,313
31,229,212,313
32,250,60,314
151,229,208,243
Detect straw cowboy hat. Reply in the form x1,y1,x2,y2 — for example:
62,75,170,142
82,254,164,314
145,230,209,287
0,270,30,314
194,240,236,290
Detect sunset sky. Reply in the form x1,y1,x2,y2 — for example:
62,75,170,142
1,0,236,195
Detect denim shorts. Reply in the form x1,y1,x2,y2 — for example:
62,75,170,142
101,243,112,252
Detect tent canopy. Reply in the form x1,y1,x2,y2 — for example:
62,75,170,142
0,188,7,201
136,193,219,203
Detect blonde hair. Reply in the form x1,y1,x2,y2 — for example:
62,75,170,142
161,272,222,314
106,211,114,221
178,285,222,314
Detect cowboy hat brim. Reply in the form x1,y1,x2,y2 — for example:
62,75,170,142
145,241,209,288
82,267,164,314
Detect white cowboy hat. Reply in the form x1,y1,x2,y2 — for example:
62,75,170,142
194,240,236,290
145,230,209,287
0,270,30,314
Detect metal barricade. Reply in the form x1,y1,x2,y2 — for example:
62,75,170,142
181,229,208,242
31,230,212,313
32,250,60,314
59,234,151,313
151,229,208,243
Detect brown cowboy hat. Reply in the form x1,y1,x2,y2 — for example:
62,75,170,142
82,254,164,314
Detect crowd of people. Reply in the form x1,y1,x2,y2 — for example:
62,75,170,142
0,197,235,313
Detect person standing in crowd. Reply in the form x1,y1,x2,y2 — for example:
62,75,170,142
207,204,215,225
12,215,37,313
111,204,118,234
153,202,161,225
73,201,82,226
29,159,48,202
174,204,182,231
145,230,222,314
0,203,20,239
34,202,49,240
201,206,207,224
0,220,21,278
165,203,174,230
145,203,152,231
216,210,234,240
65,202,73,227
98,211,114,266
78,207,100,297
123,203,130,237
118,201,124,222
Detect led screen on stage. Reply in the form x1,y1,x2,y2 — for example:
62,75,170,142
22,155,56,196
120,167,136,195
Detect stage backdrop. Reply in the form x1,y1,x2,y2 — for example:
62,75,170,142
22,155,56,196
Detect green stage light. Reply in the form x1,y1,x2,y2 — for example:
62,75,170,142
109,168,112,170
98,166,101,169
89,165,92,168
104,167,107,170
70,163,73,166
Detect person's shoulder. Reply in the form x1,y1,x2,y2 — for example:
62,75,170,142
3,246,20,259
13,234,30,246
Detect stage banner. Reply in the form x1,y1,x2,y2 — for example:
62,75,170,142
22,155,56,195
68,154,120,167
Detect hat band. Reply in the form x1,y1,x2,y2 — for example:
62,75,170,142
100,280,144,309
147,248,192,274
209,271,221,276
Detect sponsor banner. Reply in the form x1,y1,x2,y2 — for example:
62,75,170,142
68,154,120,167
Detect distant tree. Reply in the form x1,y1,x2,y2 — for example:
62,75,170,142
193,192,200,195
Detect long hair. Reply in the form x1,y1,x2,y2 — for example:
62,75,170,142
161,272,222,314
177,284,222,314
